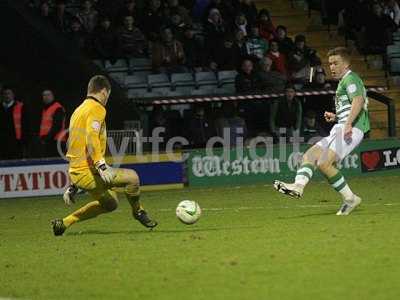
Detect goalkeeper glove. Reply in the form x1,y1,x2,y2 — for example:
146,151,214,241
63,184,79,206
95,159,115,184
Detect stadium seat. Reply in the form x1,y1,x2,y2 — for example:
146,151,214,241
105,59,129,73
128,88,148,99
393,31,400,42
171,73,196,92
125,74,148,98
191,88,215,96
390,58,400,75
129,58,152,72
124,74,148,89
110,72,127,86
218,70,238,87
214,85,236,95
93,60,104,69
148,73,170,86
386,45,400,59
166,91,185,97
195,72,218,89
133,70,152,77
142,91,164,98
148,74,171,95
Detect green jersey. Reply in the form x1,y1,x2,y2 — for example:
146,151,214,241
335,70,370,133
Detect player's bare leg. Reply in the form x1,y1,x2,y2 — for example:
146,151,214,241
112,168,158,229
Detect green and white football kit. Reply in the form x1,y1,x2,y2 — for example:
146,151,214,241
316,70,370,160
274,69,368,215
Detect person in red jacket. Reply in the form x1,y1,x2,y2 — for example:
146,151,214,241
267,39,288,76
0,87,29,160
39,89,67,158
257,9,276,42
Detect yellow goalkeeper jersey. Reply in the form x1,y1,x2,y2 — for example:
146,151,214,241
66,97,107,171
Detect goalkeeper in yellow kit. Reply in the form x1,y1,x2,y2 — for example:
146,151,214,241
52,76,157,236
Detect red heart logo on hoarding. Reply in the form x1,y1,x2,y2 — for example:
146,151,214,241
361,151,381,170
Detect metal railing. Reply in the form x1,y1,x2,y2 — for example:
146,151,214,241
107,123,141,155
367,91,397,137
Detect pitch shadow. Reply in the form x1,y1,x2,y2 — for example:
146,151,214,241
279,211,337,219
65,225,263,236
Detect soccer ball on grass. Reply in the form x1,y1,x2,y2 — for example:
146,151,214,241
176,200,201,225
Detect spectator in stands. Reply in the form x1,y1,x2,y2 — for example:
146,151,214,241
69,17,87,50
118,15,148,59
39,1,51,20
275,25,294,55
256,9,276,41
205,0,236,26
257,56,287,92
236,0,258,27
116,0,140,27
207,34,242,71
164,0,193,26
38,90,67,158
188,105,215,148
306,67,332,90
361,3,396,54
152,27,187,74
301,110,327,143
233,13,249,37
150,106,170,149
215,102,247,146
270,84,302,140
76,0,99,33
235,59,262,93
204,8,227,49
181,25,204,71
234,29,249,59
0,88,29,160
340,0,370,43
52,0,73,33
142,0,166,41
93,16,119,63
167,11,189,41
288,34,321,84
246,25,269,61
383,0,400,26
303,67,335,124
267,39,288,76
95,0,125,20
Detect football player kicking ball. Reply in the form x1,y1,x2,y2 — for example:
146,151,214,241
274,47,370,215
52,75,157,236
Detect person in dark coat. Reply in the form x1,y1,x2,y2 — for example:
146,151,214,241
235,59,262,93
0,88,29,160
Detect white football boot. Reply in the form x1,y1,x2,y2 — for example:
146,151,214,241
273,180,303,198
336,194,362,216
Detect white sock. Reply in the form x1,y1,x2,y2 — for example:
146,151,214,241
295,164,314,187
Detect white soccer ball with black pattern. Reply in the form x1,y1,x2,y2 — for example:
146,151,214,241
176,200,201,225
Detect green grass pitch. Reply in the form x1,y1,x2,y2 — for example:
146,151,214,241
1,175,400,300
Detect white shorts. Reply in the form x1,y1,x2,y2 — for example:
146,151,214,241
316,124,364,161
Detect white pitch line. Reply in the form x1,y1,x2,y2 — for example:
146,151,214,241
156,203,400,212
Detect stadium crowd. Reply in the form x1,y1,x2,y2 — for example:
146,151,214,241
1,0,395,160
